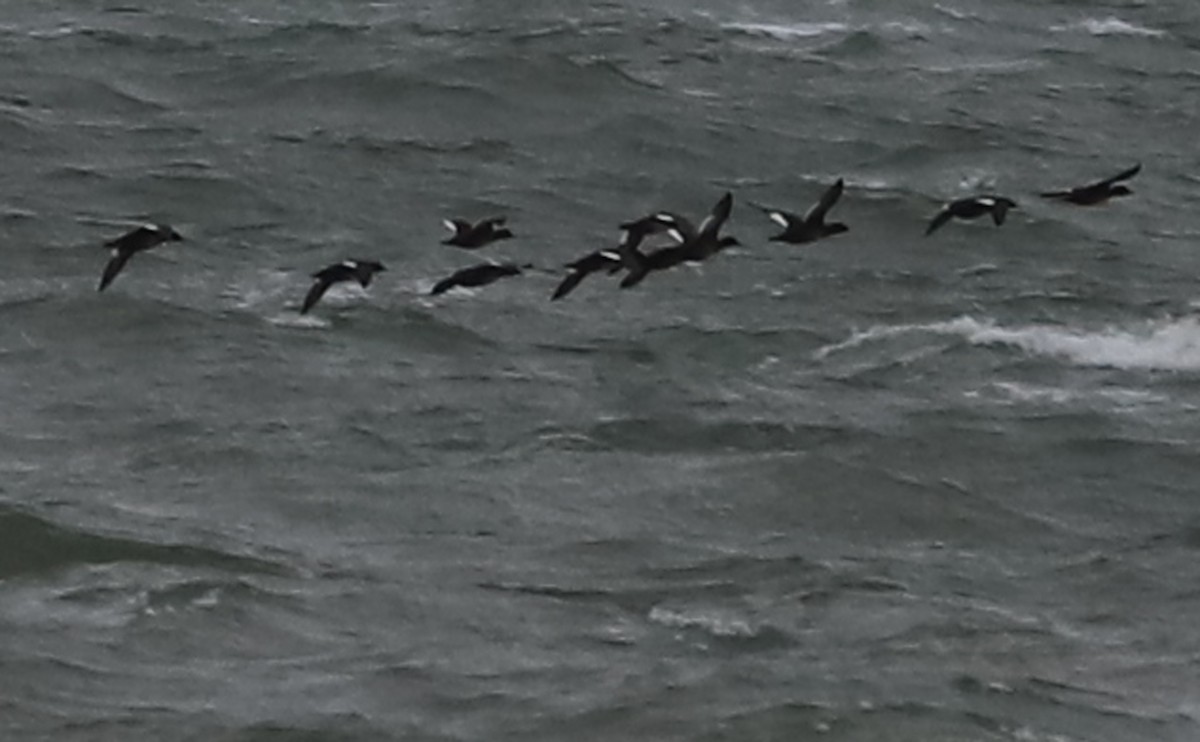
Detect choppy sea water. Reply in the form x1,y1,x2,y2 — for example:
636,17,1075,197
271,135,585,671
3,2,1200,740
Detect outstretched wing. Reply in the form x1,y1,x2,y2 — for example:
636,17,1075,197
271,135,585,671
600,249,624,274
751,202,800,229
804,178,844,224
301,277,334,314
696,192,733,239
1091,162,1141,189
925,208,953,236
551,270,587,301
1043,163,1141,199
619,264,650,289
97,250,132,292
430,274,458,296
621,213,689,246
616,231,648,273
649,212,696,244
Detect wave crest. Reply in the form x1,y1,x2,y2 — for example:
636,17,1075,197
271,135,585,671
1053,17,1166,38
819,315,1200,371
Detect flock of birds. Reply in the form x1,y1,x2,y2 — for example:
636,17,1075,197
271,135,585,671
94,163,1142,313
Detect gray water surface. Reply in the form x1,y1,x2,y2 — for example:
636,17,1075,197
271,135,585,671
2,2,1200,740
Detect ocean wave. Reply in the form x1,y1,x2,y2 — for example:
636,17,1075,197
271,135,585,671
647,603,795,650
267,311,330,329
1052,17,1166,38
721,21,850,41
722,18,932,48
985,381,1165,408
585,416,843,455
0,504,285,578
225,17,372,45
648,604,758,638
818,315,1200,371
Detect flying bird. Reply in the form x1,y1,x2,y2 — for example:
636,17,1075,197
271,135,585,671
301,259,386,314
925,196,1017,236
620,193,740,288
650,191,739,261
752,178,849,244
441,216,514,249
550,249,622,301
549,217,682,300
1040,163,1141,205
430,261,528,296
97,223,184,292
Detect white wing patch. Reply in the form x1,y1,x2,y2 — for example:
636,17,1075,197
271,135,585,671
977,197,996,207
768,211,789,228
599,250,621,261
667,228,685,244
341,260,357,269
442,219,458,233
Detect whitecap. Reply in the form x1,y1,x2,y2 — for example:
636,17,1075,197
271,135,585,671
267,312,329,329
722,21,850,41
879,21,930,38
648,605,758,638
1053,17,1165,38
971,320,1200,370
987,381,1164,407
818,315,1200,371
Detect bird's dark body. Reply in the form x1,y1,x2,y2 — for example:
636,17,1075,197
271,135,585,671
618,193,740,288
98,224,184,292
754,178,849,244
301,259,386,314
1041,164,1141,206
550,250,622,301
925,196,1017,236
431,262,525,295
442,217,514,249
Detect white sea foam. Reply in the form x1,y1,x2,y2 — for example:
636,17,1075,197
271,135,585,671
819,316,1200,371
1053,17,1165,38
879,21,930,37
965,317,1200,370
984,381,1165,408
266,312,329,329
648,605,757,638
721,21,850,40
